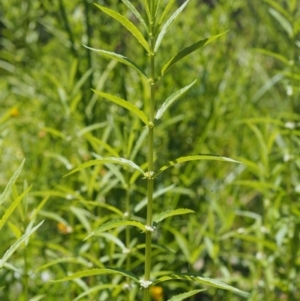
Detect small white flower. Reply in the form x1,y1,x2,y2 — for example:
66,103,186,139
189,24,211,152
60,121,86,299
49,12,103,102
145,225,155,232
285,122,295,129
237,228,245,234
139,280,152,289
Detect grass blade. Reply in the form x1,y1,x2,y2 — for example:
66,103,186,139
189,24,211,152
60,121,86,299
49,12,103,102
155,0,190,52
157,155,240,176
94,4,151,53
167,289,206,301
161,32,228,76
83,46,148,78
53,267,139,282
0,220,44,268
92,90,149,125
65,157,145,177
0,159,25,206
155,80,196,120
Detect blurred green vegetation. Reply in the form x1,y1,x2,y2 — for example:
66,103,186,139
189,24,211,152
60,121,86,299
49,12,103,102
0,0,300,300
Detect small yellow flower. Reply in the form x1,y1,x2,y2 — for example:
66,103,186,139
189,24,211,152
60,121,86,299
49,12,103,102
57,222,72,234
10,107,20,117
150,286,163,301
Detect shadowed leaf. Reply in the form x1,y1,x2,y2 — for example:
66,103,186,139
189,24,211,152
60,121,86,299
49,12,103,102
161,32,228,76
167,289,206,301
154,273,249,297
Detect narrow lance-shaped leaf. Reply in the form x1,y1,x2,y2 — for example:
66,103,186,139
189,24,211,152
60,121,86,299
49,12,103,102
158,0,176,27
161,31,228,76
94,4,151,54
157,155,240,176
155,80,196,120
53,268,139,283
153,208,195,224
0,185,32,230
252,48,290,65
167,289,206,301
268,8,293,37
155,0,190,52
121,0,148,32
65,157,145,177
85,220,146,240
83,46,148,78
154,274,249,297
0,159,25,206
92,90,149,125
0,220,44,268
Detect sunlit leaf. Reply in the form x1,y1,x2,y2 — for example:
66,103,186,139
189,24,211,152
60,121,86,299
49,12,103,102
155,80,196,120
0,220,44,268
154,273,249,297
92,90,148,125
83,46,147,78
153,208,194,224
0,185,32,230
161,32,228,76
252,48,290,65
53,268,139,282
121,0,148,32
167,289,206,301
157,155,240,176
0,159,24,206
65,157,145,177
158,0,176,26
85,220,146,240
155,0,190,52
94,4,151,53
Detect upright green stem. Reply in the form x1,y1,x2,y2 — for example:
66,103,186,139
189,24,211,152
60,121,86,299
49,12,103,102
143,11,156,301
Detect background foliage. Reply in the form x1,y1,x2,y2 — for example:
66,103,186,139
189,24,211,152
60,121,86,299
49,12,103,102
1,0,300,300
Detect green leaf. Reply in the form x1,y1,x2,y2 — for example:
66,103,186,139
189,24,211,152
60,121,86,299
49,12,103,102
0,220,44,268
92,90,148,125
252,48,290,65
121,0,148,32
154,274,249,297
161,32,228,76
85,220,146,240
167,289,206,301
0,185,32,230
268,8,293,37
73,284,120,301
155,0,190,52
153,208,194,224
0,159,25,206
158,0,176,27
94,4,151,53
157,155,240,176
83,46,147,78
53,268,139,282
264,0,292,21
155,80,196,120
65,157,145,177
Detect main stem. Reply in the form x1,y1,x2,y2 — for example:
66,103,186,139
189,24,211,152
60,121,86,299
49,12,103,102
143,14,156,301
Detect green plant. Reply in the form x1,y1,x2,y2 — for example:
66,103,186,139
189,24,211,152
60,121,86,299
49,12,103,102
54,1,249,300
